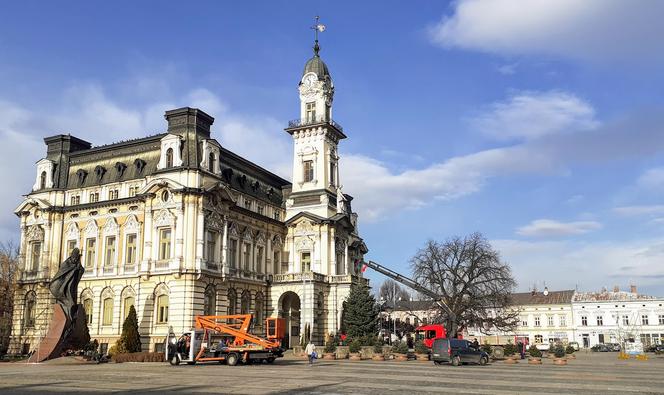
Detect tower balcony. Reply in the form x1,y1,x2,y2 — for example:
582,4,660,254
285,118,346,139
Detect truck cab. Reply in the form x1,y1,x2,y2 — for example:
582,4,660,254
415,324,447,348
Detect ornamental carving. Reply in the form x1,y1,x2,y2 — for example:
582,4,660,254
335,239,346,254
228,222,239,237
83,220,98,238
153,209,174,228
241,227,253,241
255,231,266,245
124,215,140,233
295,219,315,236
206,211,223,230
65,223,80,241
26,225,44,241
103,217,119,235
296,237,314,251
272,234,283,249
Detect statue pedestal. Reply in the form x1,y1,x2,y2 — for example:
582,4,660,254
27,304,87,363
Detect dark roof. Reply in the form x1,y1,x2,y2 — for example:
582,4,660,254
387,300,435,312
303,42,331,80
511,290,575,305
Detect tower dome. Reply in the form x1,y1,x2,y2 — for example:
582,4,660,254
302,41,331,80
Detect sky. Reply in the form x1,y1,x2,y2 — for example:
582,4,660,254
1,0,663,295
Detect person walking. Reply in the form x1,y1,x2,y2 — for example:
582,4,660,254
305,340,317,366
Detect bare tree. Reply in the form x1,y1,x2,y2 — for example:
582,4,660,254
379,279,410,306
0,241,20,355
410,233,519,338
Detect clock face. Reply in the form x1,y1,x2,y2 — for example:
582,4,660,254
303,73,317,86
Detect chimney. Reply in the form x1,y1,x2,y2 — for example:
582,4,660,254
630,284,637,294
613,285,619,292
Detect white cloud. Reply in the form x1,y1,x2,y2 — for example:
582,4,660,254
516,219,602,237
613,205,664,217
471,91,598,140
494,238,664,293
637,167,664,190
429,0,664,64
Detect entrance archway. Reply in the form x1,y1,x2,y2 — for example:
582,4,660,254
279,291,301,349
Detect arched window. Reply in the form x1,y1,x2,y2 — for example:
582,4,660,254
165,148,174,168
208,152,216,173
24,292,36,328
39,171,47,189
123,296,135,319
240,290,251,315
227,289,237,315
156,294,169,323
405,317,411,325
83,298,93,325
255,292,264,327
204,286,216,316
102,297,114,326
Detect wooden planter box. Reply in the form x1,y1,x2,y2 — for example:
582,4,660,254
382,345,392,357
323,353,336,360
553,358,567,365
528,357,542,365
566,353,576,359
360,346,374,360
415,353,429,361
335,346,349,360
504,356,519,364
349,352,362,361
393,354,408,361
372,354,385,361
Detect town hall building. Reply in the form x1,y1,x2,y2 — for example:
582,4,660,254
9,37,368,353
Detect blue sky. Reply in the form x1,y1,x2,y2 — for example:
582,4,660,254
1,1,664,295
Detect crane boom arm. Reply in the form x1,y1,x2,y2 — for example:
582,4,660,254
364,260,456,321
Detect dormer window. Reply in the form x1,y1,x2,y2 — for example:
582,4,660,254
76,169,88,186
94,165,106,182
134,159,146,174
115,162,127,178
166,148,174,168
305,102,316,123
39,171,47,190
208,152,215,173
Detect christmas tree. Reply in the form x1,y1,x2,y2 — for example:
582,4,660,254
117,305,142,353
342,281,378,339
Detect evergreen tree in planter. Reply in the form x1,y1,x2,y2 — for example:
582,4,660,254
341,281,378,339
324,335,337,359
117,305,142,353
528,345,542,358
348,339,362,360
372,337,385,361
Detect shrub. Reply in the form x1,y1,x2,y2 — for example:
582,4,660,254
414,339,428,354
554,344,566,358
324,336,337,354
528,345,542,358
348,339,362,353
503,342,516,356
565,345,575,354
117,305,141,353
112,352,165,363
548,342,557,353
373,339,384,354
107,345,118,357
480,343,493,356
391,340,409,354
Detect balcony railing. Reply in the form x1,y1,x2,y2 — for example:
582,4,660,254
287,117,344,133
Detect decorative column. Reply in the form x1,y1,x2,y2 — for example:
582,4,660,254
221,217,229,275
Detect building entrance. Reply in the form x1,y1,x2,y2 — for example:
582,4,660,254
279,291,301,349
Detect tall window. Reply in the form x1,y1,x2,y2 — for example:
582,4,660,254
547,315,554,327
274,211,280,221
301,252,311,272
165,148,174,168
303,160,314,183
581,316,588,326
240,290,251,315
24,292,36,328
104,236,116,271
534,316,540,327
39,171,47,189
71,195,80,205
622,315,629,326
206,231,217,262
156,294,169,323
256,246,264,274
204,287,216,316
125,234,137,267
560,315,566,327
330,162,336,186
85,238,96,269
257,205,264,216
102,297,114,326
109,189,119,200
305,102,316,122
158,228,171,260
659,315,664,325
243,243,251,271
273,250,281,274
83,298,93,324
534,334,543,344
29,241,41,272
597,316,603,326
66,240,77,257
229,239,238,268
208,153,216,172
642,315,649,326
227,289,237,315
244,199,252,210
255,293,264,328
90,192,99,203
128,187,137,197
123,297,135,319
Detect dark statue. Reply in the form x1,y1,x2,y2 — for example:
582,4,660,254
48,248,85,322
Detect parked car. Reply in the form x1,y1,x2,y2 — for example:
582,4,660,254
645,344,664,354
604,343,621,352
591,344,611,352
431,338,489,366
568,341,580,351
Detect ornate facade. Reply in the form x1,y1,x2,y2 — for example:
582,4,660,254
9,40,367,353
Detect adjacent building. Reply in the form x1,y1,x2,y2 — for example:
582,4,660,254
10,37,368,354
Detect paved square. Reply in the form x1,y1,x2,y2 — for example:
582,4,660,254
1,352,663,394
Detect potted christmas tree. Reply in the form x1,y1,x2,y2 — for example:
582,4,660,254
503,342,518,364
349,339,362,361
553,344,567,365
527,345,542,364
323,335,337,360
414,339,429,361
565,344,576,359
372,338,385,361
392,340,409,361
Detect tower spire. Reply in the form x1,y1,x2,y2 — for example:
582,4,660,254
311,16,326,57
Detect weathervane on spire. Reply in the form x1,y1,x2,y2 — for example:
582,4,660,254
311,15,326,56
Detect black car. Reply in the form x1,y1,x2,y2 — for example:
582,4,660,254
431,339,489,366
646,344,664,354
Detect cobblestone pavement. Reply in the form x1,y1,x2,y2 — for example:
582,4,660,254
1,352,663,394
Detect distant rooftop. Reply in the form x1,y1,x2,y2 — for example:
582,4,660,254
573,290,659,302
511,289,575,305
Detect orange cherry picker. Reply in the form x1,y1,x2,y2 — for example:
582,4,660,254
166,314,285,366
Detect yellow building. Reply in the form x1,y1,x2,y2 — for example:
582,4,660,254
10,40,367,354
